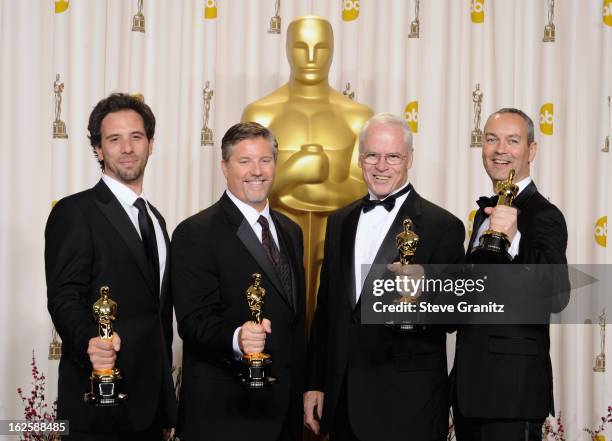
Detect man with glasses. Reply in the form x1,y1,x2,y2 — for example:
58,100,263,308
304,113,465,441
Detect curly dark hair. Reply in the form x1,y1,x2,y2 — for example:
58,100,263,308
87,93,155,170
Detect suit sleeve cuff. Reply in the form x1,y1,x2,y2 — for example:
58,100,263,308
232,327,243,360
508,230,521,258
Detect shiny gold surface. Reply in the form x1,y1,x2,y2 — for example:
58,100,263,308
242,16,373,321
495,169,519,207
396,219,419,266
246,273,265,325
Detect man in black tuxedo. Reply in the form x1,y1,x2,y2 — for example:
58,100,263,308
171,122,305,441
453,108,568,441
304,113,465,441
45,94,177,440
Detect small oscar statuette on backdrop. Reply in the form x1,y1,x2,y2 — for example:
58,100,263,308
53,74,68,139
470,169,519,263
408,0,420,38
543,0,555,42
593,309,606,372
201,81,214,146
132,0,145,33
343,82,355,100
268,0,281,34
48,326,62,360
84,286,127,406
239,274,277,388
603,96,610,153
470,83,483,148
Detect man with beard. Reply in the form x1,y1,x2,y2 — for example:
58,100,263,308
45,93,176,440
172,122,305,441
304,113,465,441
453,108,568,441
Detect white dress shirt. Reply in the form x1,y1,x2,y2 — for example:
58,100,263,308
225,190,279,358
102,174,166,293
472,176,532,258
354,182,411,303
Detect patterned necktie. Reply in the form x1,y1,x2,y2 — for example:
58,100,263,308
134,198,160,294
258,215,280,266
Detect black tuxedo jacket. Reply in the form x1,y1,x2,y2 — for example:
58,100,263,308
307,188,465,441
171,193,305,441
454,181,568,420
44,180,177,433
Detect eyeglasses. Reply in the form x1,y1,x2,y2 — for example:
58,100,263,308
361,152,407,165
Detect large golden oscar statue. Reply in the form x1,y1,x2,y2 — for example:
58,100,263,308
242,16,373,321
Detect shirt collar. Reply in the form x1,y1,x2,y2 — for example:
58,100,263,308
225,190,271,227
491,176,532,197
102,174,144,207
368,180,411,201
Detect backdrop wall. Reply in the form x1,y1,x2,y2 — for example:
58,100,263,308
0,0,610,438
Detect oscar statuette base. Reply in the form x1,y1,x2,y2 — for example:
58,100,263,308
84,369,128,406
239,353,277,388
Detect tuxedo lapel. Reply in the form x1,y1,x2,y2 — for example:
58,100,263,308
150,204,170,304
341,203,362,310
467,209,486,255
220,194,291,310
271,212,300,313
93,180,156,296
358,189,423,307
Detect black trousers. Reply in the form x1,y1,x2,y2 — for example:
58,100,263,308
454,411,544,441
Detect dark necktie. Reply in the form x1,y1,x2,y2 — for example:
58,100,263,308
258,215,280,266
361,183,413,213
476,195,499,214
134,198,160,294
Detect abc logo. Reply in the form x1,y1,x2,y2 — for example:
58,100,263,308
342,0,360,22
55,0,69,13
604,0,612,26
471,0,485,23
204,0,217,19
404,101,419,134
539,103,553,135
594,216,607,248
467,210,477,239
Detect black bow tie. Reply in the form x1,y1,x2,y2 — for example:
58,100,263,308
476,195,499,212
362,184,412,213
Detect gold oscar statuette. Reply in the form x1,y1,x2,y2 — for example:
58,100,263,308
408,0,420,39
543,0,555,42
48,326,62,360
132,0,145,33
53,74,68,139
239,274,277,388
471,83,483,148
268,0,281,34
395,219,420,304
603,96,610,153
242,16,374,324
201,81,214,146
470,169,519,263
84,286,127,406
342,82,355,100
594,309,606,372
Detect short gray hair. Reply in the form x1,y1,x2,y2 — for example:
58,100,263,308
488,108,535,145
359,113,413,153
